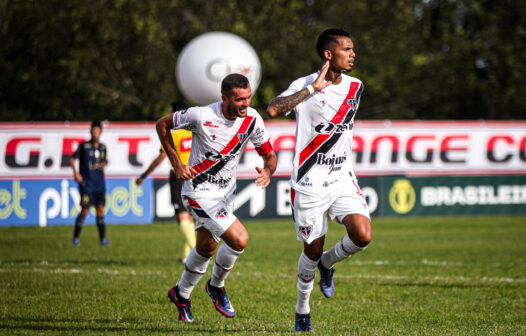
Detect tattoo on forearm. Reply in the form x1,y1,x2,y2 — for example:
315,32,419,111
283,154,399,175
269,88,310,115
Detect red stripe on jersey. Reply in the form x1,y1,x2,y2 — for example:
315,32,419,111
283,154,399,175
298,82,361,166
193,159,218,174
191,116,254,173
255,140,273,156
220,116,254,155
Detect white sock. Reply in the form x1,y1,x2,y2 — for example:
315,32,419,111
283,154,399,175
178,248,210,299
296,250,318,314
321,235,367,269
211,243,243,288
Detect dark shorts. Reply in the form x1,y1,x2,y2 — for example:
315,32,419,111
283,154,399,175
169,170,187,215
79,185,106,208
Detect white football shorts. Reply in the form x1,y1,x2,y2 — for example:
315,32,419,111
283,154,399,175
291,178,370,244
183,195,237,242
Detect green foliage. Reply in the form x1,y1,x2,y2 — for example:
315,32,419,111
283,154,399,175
1,0,525,121
1,216,525,334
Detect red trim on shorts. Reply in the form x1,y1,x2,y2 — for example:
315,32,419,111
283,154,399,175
186,197,201,208
352,179,364,198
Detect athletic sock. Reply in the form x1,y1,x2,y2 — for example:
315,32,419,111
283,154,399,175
179,219,196,260
321,235,367,269
211,243,243,288
96,215,106,241
296,250,318,314
178,248,210,299
73,215,84,238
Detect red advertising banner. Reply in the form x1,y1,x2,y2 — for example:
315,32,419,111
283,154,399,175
1,120,525,180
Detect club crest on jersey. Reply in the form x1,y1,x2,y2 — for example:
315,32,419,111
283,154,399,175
346,98,358,108
237,132,247,142
216,208,228,219
298,225,313,239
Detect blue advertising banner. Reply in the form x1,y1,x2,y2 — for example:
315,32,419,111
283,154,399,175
0,179,153,227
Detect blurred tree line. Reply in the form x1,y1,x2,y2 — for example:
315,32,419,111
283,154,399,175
1,0,524,121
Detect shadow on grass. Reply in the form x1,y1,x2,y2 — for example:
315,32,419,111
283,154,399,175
0,317,281,334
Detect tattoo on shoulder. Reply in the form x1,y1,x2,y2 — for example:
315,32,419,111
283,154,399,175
270,89,310,115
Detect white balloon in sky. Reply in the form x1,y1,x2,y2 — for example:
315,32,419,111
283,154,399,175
176,32,261,105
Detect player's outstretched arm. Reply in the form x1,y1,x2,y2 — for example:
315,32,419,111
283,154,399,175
254,150,277,189
155,114,196,180
266,61,332,118
136,152,167,186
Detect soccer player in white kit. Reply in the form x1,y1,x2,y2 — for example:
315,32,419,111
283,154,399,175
156,74,277,322
267,29,372,332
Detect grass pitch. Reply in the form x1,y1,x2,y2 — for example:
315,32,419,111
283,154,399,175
1,216,525,335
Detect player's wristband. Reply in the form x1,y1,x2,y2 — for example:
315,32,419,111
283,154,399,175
306,84,315,95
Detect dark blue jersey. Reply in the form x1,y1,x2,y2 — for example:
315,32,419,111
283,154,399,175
73,140,107,193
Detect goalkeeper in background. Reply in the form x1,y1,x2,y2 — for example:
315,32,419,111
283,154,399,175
136,102,196,264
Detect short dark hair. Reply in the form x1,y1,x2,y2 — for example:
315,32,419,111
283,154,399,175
221,73,250,96
91,120,102,130
170,101,187,111
316,28,350,60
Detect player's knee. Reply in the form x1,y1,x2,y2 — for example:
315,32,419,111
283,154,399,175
358,230,372,247
353,220,372,247
196,240,217,258
80,208,90,218
304,243,323,261
229,231,249,252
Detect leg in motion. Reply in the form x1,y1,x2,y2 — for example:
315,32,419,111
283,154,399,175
205,220,248,318
168,228,216,322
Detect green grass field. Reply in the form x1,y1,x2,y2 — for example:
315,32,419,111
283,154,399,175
1,216,525,335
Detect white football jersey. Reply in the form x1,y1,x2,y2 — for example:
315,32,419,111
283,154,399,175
172,102,272,199
280,72,364,195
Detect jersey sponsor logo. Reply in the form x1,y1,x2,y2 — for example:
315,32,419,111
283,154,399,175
205,151,237,162
296,82,363,182
298,177,312,187
298,224,312,239
314,122,354,134
206,175,232,189
316,152,347,174
203,121,219,128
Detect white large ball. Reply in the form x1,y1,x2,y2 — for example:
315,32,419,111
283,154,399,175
175,32,261,105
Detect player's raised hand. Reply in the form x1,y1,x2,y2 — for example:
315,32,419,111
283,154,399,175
254,166,271,189
312,61,333,92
